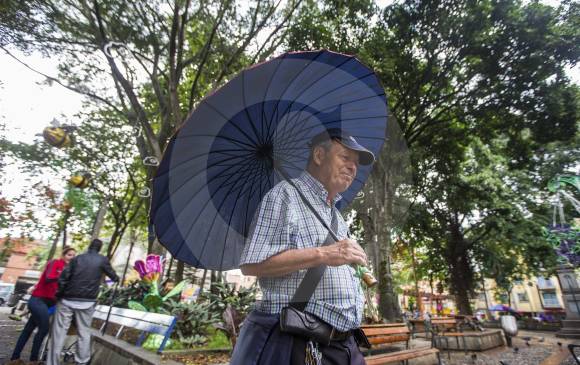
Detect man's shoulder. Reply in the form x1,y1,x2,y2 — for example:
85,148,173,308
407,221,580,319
78,251,108,262
264,179,298,201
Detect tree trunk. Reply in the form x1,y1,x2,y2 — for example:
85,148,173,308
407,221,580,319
175,260,184,283
377,234,401,321
90,198,108,241
446,221,474,315
410,244,424,313
107,227,121,258
210,270,219,294
48,210,69,260
47,225,63,260
198,269,208,299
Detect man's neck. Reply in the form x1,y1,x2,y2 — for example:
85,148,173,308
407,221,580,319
306,167,337,205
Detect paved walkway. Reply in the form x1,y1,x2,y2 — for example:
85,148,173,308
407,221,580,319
0,307,31,364
429,330,578,365
0,306,578,365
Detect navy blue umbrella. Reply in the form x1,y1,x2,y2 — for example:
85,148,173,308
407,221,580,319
151,50,388,270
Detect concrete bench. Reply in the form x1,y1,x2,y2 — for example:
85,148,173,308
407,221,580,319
93,305,177,354
361,323,441,365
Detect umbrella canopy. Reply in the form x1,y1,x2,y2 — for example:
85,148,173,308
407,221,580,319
489,304,517,312
151,50,388,270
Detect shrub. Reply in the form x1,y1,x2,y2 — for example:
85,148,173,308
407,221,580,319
97,280,149,308
201,282,258,347
201,281,257,317
162,299,220,346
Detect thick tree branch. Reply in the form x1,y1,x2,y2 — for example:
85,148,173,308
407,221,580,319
92,0,161,158
187,0,231,111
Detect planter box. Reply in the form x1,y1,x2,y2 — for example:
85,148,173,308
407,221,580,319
434,330,505,351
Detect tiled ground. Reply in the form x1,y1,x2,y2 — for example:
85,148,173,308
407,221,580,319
0,308,32,364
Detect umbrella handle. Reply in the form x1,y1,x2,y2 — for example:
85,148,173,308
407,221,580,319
275,165,378,287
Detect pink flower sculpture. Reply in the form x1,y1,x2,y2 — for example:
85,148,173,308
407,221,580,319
134,255,164,285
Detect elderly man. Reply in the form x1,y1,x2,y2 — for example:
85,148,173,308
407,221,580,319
231,128,374,365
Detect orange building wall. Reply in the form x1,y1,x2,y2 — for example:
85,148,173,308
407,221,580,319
0,238,40,283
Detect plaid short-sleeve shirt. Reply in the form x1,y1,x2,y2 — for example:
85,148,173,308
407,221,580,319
240,171,364,331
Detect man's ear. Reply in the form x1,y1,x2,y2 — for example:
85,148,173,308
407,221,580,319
312,145,326,166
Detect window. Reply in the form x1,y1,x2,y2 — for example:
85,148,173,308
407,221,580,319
542,292,560,308
517,293,529,303
537,277,555,289
514,280,523,285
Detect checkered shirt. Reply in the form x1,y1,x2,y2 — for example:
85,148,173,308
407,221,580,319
240,171,364,332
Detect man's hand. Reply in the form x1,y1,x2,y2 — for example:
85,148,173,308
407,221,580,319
321,239,367,266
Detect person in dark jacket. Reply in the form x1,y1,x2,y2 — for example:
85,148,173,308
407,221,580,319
47,239,119,365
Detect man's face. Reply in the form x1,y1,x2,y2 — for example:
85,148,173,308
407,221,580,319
315,141,359,194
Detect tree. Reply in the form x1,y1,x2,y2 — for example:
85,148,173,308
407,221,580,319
1,0,305,256
362,0,579,315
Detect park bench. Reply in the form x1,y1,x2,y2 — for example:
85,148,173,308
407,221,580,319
431,318,458,333
410,317,458,338
92,305,177,354
361,323,442,365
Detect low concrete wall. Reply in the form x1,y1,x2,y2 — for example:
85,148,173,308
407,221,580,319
484,320,561,332
90,331,181,365
434,330,505,351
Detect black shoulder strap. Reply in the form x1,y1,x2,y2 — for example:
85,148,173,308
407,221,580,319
290,210,337,311
283,177,339,312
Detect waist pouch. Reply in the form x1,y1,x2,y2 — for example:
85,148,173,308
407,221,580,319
279,306,333,346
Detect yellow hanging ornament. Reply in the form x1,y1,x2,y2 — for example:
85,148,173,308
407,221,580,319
43,127,71,148
69,173,90,189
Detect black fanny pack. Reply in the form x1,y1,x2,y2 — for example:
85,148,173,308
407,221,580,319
280,306,334,346
279,306,372,348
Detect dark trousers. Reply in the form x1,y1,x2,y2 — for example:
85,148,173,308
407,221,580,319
231,311,366,365
291,335,365,365
11,296,52,361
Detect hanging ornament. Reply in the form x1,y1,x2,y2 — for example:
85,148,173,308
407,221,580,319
137,187,151,198
143,156,159,166
43,127,72,148
103,41,128,59
69,173,91,189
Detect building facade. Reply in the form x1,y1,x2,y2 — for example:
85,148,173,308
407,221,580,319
474,276,566,320
0,237,44,285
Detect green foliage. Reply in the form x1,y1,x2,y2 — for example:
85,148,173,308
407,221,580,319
161,299,220,347
127,300,147,312
201,281,257,318
97,280,149,308
204,329,230,349
162,280,187,301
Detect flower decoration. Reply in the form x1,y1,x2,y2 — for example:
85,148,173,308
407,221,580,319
134,254,164,285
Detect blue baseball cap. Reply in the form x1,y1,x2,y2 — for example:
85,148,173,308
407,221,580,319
309,128,375,165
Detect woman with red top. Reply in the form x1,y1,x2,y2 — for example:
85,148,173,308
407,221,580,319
8,246,76,365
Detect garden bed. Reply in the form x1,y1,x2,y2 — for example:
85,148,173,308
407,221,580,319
162,349,231,365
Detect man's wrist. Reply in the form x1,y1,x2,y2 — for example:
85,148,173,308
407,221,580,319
314,246,328,266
